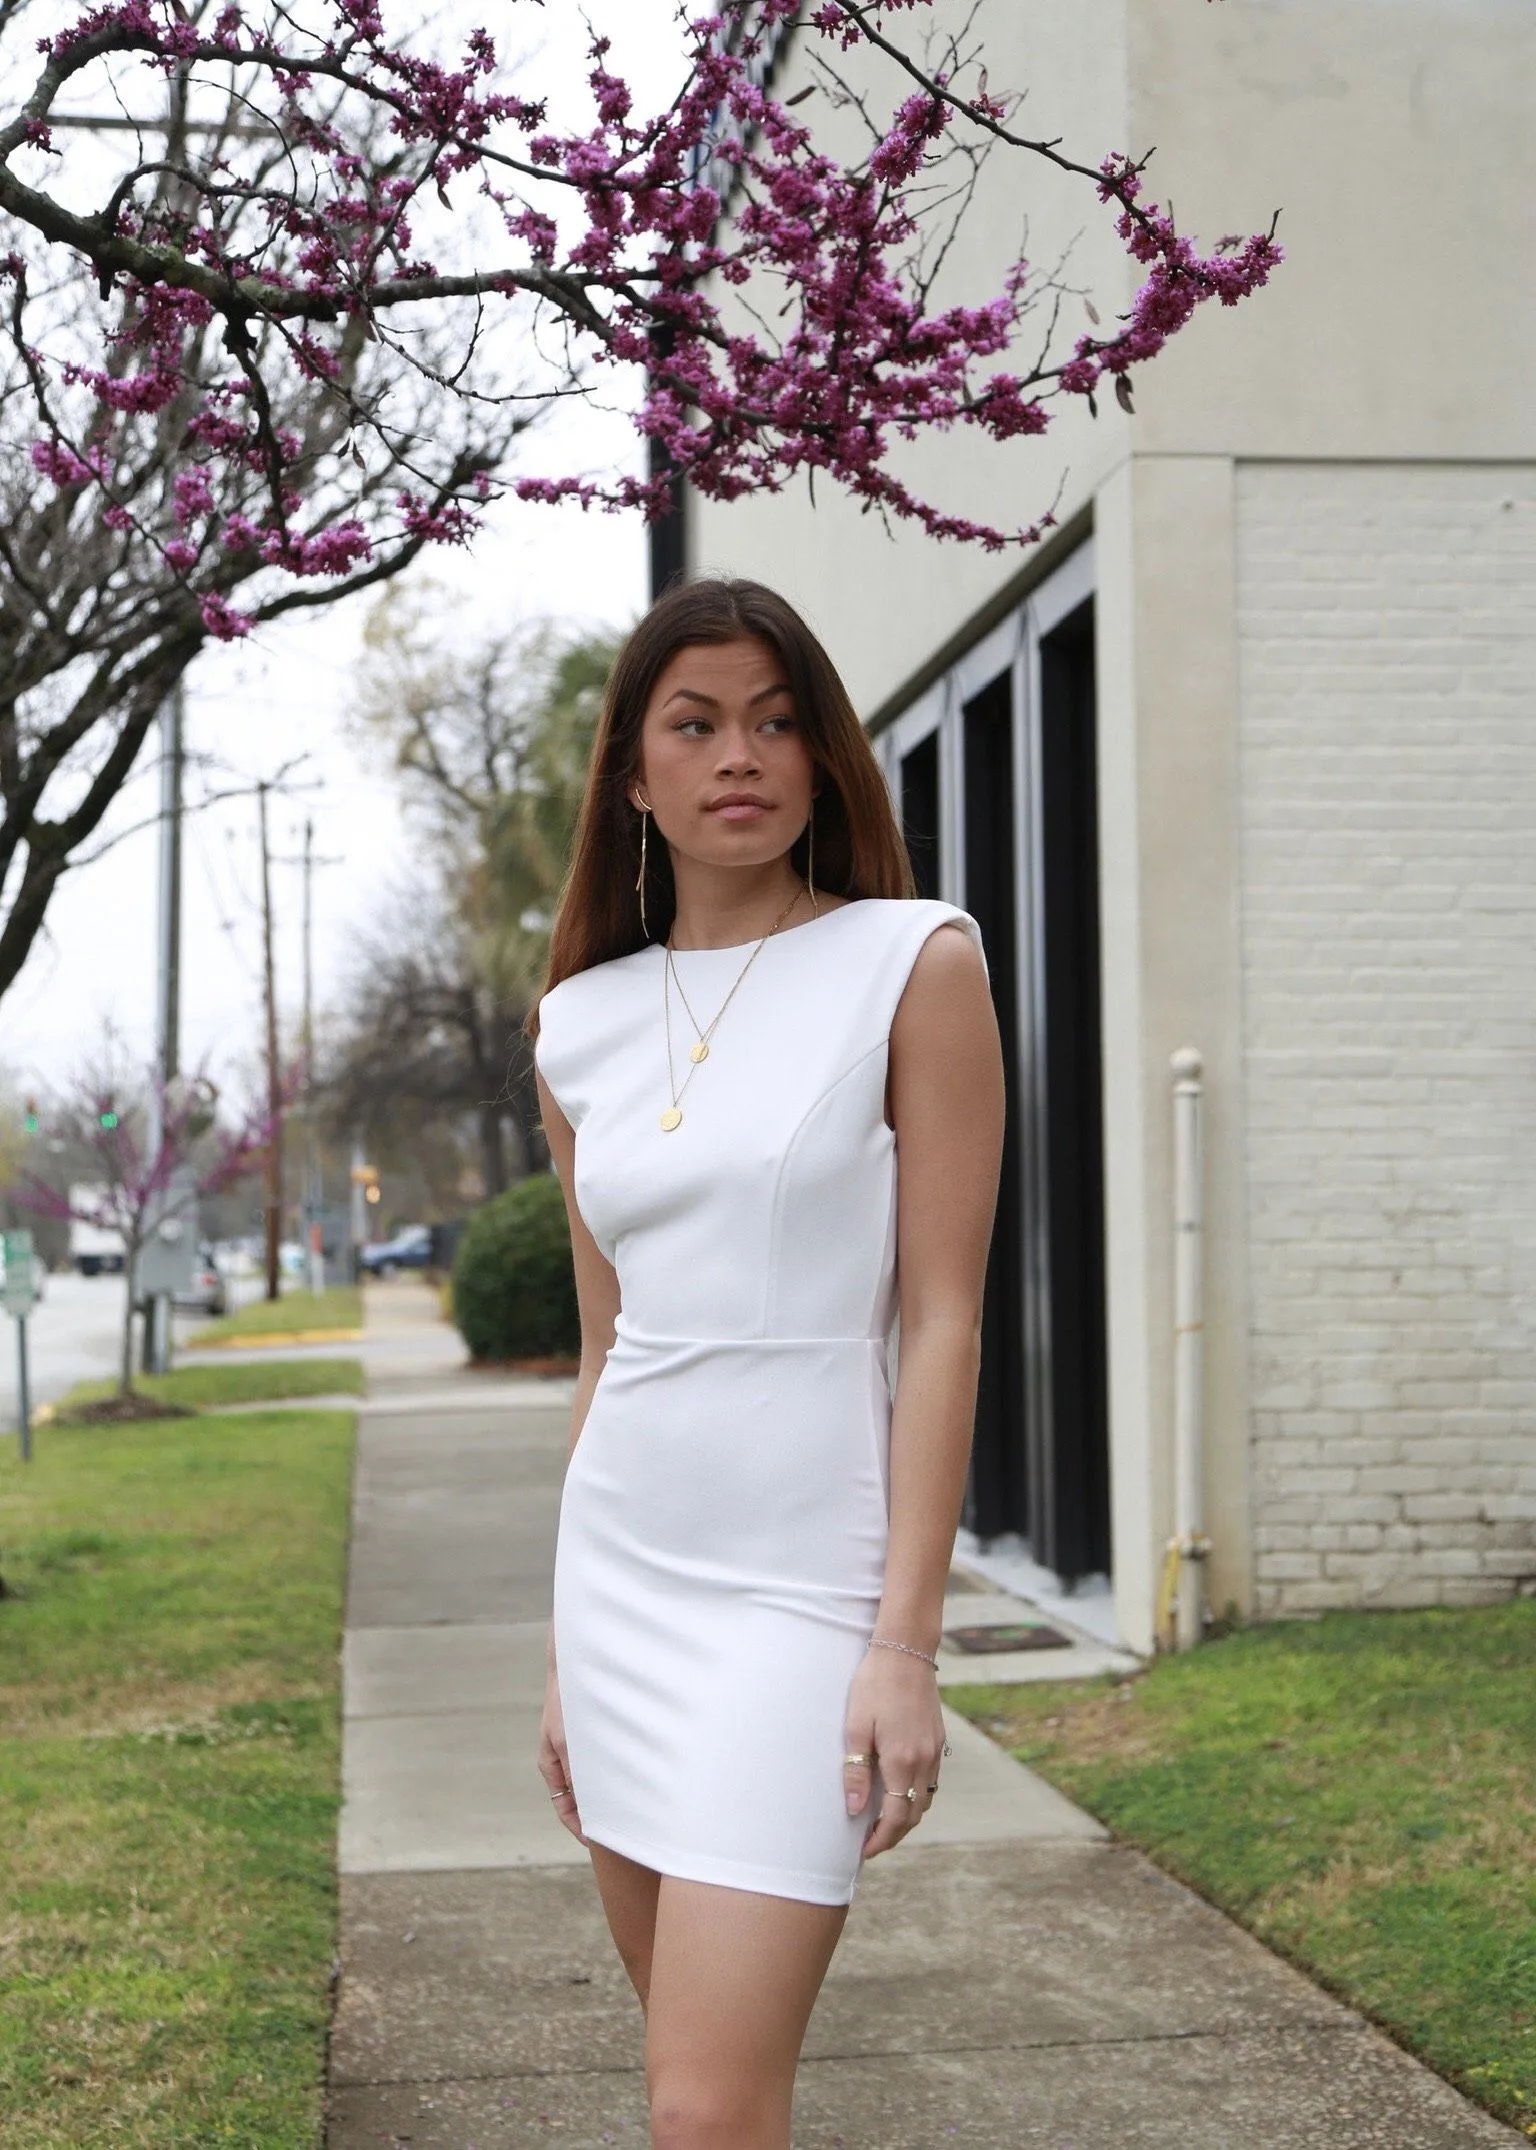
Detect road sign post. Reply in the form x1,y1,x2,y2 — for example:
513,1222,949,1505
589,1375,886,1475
15,1313,31,1464
3,1228,41,1462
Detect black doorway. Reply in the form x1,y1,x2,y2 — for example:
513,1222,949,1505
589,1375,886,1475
897,731,941,901
1031,599,1111,1582
891,596,1110,1588
960,675,1028,1543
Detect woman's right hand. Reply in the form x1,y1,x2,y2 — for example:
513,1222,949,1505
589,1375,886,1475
537,1668,584,1842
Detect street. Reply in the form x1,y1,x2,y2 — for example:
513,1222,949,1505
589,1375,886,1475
0,1266,267,1434
0,1270,128,1429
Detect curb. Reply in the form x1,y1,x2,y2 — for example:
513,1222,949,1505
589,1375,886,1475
183,1327,366,1351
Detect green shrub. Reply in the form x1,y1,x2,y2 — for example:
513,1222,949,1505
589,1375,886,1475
451,1171,580,1361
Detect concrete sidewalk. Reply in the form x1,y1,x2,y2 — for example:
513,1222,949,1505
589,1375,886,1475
328,1285,1518,2147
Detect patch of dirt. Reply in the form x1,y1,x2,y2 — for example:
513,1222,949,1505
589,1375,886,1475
977,1678,1162,1771
0,1668,327,1741
468,1354,581,1376
55,1392,196,1426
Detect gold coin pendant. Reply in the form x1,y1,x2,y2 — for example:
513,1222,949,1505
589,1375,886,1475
688,1041,710,1063
660,1107,683,1131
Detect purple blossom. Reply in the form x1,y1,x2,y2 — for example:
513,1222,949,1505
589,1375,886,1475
173,466,215,526
200,591,254,639
31,438,101,486
17,0,1282,568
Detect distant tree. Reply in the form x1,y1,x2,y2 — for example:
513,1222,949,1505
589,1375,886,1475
335,596,620,1186
17,1051,283,1403
351,586,620,1003
320,881,527,1202
0,1082,74,1267
481,631,619,1002
0,1086,24,1219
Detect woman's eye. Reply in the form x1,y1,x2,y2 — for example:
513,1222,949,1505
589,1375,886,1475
673,714,795,736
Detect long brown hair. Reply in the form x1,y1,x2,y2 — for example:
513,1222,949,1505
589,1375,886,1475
526,577,915,1039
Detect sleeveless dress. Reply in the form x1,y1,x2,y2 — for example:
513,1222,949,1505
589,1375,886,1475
534,896,987,1905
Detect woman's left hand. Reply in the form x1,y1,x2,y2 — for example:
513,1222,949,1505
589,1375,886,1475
843,1645,946,1861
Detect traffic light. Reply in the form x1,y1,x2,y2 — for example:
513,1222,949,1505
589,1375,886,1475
99,1106,119,1131
23,1098,39,1134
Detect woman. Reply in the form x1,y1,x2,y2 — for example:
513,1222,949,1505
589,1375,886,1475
530,576,1005,2149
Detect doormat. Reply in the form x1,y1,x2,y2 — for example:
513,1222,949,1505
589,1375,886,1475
943,1622,1074,1654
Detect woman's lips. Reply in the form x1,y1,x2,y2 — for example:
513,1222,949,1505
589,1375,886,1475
708,800,772,821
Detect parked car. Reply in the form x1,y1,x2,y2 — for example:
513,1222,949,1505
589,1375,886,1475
174,1243,229,1318
358,1224,433,1278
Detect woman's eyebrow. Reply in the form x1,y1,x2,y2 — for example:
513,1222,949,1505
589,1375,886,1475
661,682,793,709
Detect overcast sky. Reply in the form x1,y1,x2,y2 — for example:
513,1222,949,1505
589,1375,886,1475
5,3,691,1110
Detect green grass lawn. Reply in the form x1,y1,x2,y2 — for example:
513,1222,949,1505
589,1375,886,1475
189,1285,363,1345
50,1358,366,1421
0,1401,355,2146
948,1599,1536,2135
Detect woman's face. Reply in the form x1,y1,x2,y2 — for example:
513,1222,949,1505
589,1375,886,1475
630,635,819,868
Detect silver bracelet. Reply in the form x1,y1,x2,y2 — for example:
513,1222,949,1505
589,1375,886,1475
868,1636,940,1670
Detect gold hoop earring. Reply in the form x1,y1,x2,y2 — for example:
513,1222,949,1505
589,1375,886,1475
635,799,650,939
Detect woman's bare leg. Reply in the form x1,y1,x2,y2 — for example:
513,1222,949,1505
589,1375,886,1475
644,1878,848,2150
589,1842,663,2009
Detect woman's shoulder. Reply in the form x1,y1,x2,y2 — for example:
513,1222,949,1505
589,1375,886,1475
535,945,655,1125
538,941,653,1016
820,898,988,1033
822,895,979,932
849,895,986,963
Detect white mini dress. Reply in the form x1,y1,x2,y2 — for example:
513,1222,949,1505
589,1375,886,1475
534,896,987,1905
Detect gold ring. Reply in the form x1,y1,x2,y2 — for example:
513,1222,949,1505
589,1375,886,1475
843,1751,870,1767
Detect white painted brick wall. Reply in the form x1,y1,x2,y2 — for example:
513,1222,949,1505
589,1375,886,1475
1234,463,1536,1615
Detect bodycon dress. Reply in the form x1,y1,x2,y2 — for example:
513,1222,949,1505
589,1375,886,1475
533,895,987,1905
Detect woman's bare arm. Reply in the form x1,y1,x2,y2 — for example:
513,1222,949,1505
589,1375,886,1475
880,922,1005,1651
845,923,1005,1858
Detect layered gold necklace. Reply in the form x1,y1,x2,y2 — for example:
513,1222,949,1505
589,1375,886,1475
659,888,809,1131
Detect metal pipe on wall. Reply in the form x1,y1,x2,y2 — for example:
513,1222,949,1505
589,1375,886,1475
1171,1047,1210,1650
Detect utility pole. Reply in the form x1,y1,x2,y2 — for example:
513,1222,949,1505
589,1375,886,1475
144,681,185,1375
258,781,283,1303
157,682,185,1084
57,93,206,1374
302,818,319,1292
279,817,344,1294
302,819,315,1076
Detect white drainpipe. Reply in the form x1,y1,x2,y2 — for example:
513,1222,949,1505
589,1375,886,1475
1171,1048,1211,1650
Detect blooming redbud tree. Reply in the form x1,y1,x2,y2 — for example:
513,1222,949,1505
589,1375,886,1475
18,1060,287,1399
0,0,1281,1002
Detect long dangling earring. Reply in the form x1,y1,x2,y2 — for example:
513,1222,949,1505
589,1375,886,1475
634,797,650,939
806,791,819,915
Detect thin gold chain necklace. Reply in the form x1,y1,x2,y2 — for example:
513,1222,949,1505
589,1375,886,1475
659,888,806,1132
